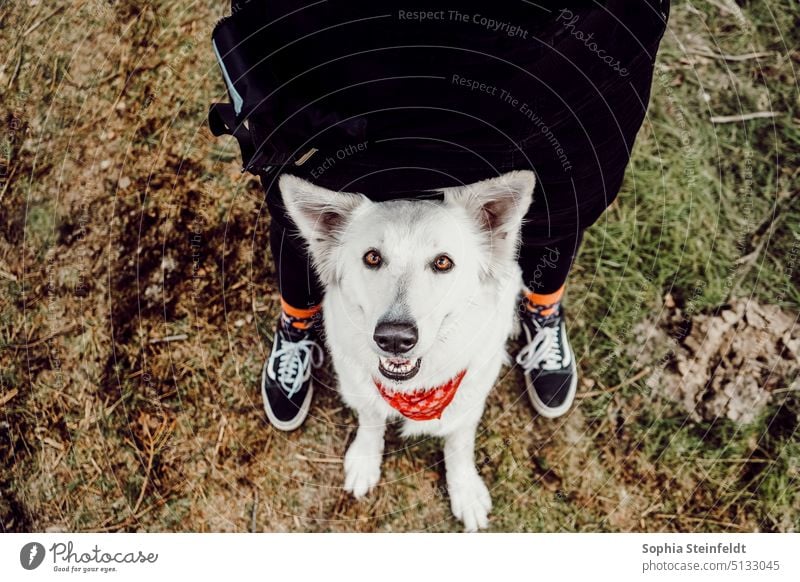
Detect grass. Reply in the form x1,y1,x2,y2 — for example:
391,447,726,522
1,1,798,532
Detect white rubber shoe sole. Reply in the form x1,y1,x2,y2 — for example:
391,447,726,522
260,359,315,431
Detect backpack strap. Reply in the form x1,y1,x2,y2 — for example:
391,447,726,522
208,102,254,171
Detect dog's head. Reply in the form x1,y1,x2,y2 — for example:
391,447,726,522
280,170,534,385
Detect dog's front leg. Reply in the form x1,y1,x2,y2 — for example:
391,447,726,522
343,408,386,499
444,422,491,531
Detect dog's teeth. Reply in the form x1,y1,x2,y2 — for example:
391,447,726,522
378,356,421,379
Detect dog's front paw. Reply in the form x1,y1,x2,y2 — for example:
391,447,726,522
343,438,382,499
448,472,492,532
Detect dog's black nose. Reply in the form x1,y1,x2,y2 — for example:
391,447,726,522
373,321,418,354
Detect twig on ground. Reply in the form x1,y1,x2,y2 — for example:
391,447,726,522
42,437,65,451
212,416,227,468
133,418,176,514
695,457,771,464
295,454,343,464
133,446,155,516
710,111,779,124
578,367,651,399
148,334,188,344
689,48,773,62
97,392,131,422
0,389,18,407
5,324,80,349
250,491,259,533
8,48,23,89
24,6,65,36
0,164,18,204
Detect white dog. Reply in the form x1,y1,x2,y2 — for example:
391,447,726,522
280,170,534,531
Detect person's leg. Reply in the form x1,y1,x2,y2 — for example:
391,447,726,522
515,232,583,419
261,175,326,431
519,232,583,316
512,0,667,420
269,218,324,331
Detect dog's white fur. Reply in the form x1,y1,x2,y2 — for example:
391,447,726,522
280,170,534,530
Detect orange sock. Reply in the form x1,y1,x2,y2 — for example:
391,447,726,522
280,298,321,331
524,285,565,318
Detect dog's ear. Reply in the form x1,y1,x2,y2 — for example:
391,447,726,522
279,174,367,281
443,170,535,273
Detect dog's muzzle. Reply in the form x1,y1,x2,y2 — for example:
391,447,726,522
373,320,421,381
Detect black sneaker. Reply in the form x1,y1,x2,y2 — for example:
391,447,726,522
516,306,577,418
261,320,324,431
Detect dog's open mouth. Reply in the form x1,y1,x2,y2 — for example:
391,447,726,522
378,356,421,381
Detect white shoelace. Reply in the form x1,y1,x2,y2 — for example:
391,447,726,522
516,323,564,372
269,338,324,398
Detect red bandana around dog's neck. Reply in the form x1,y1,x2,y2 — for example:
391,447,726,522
374,370,467,421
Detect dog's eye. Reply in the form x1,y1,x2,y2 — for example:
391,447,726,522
363,250,383,269
432,254,454,273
